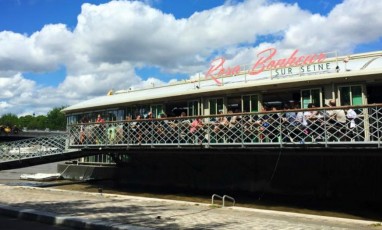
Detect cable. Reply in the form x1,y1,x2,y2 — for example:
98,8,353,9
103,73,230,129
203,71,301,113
258,149,282,200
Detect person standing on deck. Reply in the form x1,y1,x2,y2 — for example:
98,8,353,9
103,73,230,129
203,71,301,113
327,99,346,125
95,114,105,144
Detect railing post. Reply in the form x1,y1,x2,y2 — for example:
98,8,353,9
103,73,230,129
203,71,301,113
241,117,244,148
377,106,380,148
323,108,328,148
177,119,181,148
151,121,154,148
206,117,211,148
279,115,283,148
127,121,130,148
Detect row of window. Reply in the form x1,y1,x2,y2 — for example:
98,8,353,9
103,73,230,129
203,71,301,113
67,85,363,124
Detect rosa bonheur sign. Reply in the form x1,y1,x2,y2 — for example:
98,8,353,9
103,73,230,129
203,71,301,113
205,48,327,85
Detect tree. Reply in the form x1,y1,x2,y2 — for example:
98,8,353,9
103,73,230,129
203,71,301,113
19,115,34,129
0,113,19,127
46,106,67,130
28,115,47,130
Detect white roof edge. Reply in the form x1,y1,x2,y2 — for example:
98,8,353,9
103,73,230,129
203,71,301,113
62,50,382,114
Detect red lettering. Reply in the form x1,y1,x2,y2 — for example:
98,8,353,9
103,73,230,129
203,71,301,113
317,53,326,62
285,50,299,66
205,58,225,85
249,48,276,75
274,58,287,68
231,65,241,75
206,48,327,85
295,56,305,65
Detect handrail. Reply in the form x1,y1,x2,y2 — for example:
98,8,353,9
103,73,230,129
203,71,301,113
211,194,223,206
223,195,235,207
211,194,235,207
67,104,382,153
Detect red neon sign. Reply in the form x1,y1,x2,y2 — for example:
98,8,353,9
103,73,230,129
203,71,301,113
205,48,326,85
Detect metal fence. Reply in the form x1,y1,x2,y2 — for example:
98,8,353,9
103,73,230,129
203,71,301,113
0,134,67,163
67,104,382,149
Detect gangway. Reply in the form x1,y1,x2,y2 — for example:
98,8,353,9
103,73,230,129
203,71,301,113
0,134,92,170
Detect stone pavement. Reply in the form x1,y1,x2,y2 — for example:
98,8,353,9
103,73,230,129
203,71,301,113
0,184,381,230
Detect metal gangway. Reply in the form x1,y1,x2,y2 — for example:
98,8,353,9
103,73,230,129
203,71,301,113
0,133,86,170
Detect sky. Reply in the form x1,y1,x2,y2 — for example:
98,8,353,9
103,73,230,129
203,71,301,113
1,0,382,116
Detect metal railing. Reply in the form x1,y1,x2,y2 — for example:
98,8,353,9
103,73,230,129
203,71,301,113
211,194,235,207
0,134,68,163
67,104,382,149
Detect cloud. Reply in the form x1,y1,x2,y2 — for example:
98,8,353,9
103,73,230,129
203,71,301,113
280,0,382,54
0,74,35,99
1,0,382,116
0,24,72,73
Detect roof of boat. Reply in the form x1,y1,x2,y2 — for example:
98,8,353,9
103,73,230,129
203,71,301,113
62,50,382,114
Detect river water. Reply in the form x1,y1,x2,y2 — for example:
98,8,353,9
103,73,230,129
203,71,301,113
0,162,381,221
0,162,64,186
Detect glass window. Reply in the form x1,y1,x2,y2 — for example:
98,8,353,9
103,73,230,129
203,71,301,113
339,85,363,106
209,98,224,115
106,109,124,121
242,95,259,112
137,105,150,118
151,104,164,118
227,96,241,112
125,107,133,119
301,88,321,108
352,86,362,105
188,100,200,116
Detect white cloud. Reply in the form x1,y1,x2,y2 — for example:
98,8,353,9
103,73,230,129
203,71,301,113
0,101,11,110
0,24,72,73
0,74,35,99
281,0,382,54
1,0,382,116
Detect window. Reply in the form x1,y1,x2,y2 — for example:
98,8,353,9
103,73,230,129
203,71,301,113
188,100,200,116
209,98,224,115
106,109,124,121
301,88,321,108
242,94,259,112
227,96,241,112
134,105,150,118
151,104,164,118
339,85,363,106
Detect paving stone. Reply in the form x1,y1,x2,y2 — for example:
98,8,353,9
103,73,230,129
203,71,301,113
0,184,380,230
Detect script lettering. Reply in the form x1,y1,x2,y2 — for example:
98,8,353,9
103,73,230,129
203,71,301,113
205,58,225,85
249,48,277,75
205,48,328,84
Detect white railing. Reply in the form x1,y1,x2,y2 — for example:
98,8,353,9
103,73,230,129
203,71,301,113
0,134,67,163
67,104,382,149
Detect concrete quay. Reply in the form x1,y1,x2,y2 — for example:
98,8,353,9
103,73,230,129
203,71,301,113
0,184,380,230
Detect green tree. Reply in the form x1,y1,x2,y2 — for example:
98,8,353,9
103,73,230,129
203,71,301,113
28,115,47,130
46,106,67,130
19,115,34,129
0,113,19,127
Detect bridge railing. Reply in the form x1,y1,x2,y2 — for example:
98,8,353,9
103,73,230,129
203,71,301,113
67,104,382,149
0,134,68,163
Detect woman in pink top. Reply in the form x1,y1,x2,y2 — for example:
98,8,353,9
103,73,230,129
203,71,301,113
190,117,204,144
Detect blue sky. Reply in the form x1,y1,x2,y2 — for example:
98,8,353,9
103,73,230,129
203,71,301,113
0,0,382,116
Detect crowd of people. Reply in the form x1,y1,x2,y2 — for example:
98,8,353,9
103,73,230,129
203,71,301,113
74,99,361,145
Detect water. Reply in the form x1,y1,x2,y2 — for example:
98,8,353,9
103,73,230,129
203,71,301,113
0,162,64,186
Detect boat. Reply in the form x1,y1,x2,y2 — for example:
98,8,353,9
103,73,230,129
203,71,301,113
59,48,382,205
61,48,382,154
20,173,62,181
